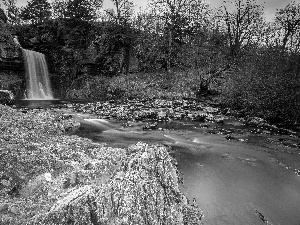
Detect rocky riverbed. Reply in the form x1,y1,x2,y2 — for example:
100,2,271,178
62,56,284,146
2,98,300,224
56,98,300,224
0,103,202,224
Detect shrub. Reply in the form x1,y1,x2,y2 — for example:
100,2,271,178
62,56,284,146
221,48,300,125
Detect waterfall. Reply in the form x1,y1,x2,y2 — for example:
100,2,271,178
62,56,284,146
22,49,54,100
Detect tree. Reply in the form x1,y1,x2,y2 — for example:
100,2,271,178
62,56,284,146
221,0,265,59
275,1,300,51
149,0,210,72
105,0,134,25
101,0,134,74
1,0,20,25
20,0,52,24
51,0,68,19
52,0,103,21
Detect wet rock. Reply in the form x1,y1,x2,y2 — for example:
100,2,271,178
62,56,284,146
245,117,267,126
199,123,209,128
225,134,236,140
194,113,206,122
143,122,158,130
203,106,219,113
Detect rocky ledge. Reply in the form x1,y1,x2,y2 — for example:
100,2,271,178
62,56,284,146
0,104,202,224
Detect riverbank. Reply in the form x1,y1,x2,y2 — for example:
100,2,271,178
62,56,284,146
0,104,202,224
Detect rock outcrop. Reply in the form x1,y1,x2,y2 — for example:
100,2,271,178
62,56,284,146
0,90,14,104
0,8,8,24
0,105,203,224
0,9,23,71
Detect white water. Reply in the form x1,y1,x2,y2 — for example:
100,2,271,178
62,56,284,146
22,49,53,100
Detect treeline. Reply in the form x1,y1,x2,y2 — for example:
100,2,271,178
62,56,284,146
1,0,300,125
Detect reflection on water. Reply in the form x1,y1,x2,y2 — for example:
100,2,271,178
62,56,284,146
13,99,88,109
14,99,61,109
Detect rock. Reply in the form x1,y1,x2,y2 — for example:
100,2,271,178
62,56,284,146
0,203,9,213
142,122,158,130
0,90,15,104
0,8,8,24
245,116,267,127
225,134,236,140
0,19,24,71
19,172,53,198
28,143,199,225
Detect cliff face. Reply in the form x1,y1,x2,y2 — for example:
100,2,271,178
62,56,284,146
0,24,24,71
0,9,25,98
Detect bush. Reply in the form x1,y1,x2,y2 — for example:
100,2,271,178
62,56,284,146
66,76,110,100
221,48,300,125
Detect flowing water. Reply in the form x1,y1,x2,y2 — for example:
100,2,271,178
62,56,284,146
73,115,300,225
22,49,53,100
13,101,300,224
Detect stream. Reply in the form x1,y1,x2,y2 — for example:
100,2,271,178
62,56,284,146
73,117,300,224
14,100,300,225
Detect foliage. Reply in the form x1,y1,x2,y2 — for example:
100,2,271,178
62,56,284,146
275,1,300,51
66,76,110,100
106,70,221,100
52,0,103,21
1,0,20,25
0,72,24,97
220,48,300,125
105,0,134,25
19,0,52,24
147,0,211,72
5,0,300,127
221,0,265,59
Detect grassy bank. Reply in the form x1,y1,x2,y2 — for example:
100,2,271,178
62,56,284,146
65,63,299,130
0,104,202,224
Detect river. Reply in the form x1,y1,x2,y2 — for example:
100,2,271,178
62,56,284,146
14,100,300,224
75,116,300,225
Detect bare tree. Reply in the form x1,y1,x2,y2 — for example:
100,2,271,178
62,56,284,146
106,0,134,25
222,0,264,58
149,0,209,72
275,1,300,51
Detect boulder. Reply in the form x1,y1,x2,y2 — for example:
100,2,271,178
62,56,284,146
0,90,14,105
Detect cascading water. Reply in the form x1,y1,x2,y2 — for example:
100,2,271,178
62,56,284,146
22,49,53,100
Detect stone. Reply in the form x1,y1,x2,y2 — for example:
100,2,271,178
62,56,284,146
0,14,24,71
0,8,7,24
0,41,24,70
0,90,14,105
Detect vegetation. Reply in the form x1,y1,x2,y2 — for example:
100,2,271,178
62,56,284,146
1,0,300,124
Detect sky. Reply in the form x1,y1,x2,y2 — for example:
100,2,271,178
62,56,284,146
14,0,297,21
